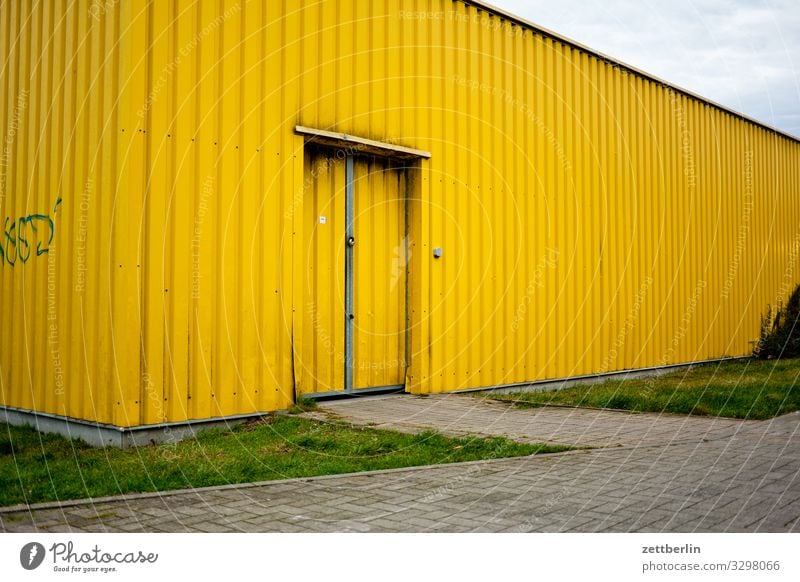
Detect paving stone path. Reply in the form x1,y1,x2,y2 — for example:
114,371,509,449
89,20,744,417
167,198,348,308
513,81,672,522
1,395,798,532
314,394,759,447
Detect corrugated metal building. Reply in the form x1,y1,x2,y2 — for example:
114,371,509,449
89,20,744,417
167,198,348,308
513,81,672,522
2,0,799,443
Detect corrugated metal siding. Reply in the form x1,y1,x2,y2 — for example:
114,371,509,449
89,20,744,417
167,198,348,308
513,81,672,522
1,0,299,426
291,0,800,394
2,0,800,426
127,0,295,423
0,0,139,426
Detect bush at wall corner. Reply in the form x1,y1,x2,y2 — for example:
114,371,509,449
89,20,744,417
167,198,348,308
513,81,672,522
754,284,800,359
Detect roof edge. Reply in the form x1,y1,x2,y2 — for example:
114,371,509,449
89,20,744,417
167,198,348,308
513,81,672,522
295,126,433,159
462,0,800,144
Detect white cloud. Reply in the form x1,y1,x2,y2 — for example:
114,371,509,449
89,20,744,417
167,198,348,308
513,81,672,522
490,0,800,136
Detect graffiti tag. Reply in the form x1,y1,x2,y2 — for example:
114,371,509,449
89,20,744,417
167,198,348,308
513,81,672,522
1,197,62,266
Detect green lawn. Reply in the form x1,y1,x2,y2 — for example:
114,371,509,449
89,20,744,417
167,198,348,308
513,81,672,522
486,358,800,420
0,415,569,507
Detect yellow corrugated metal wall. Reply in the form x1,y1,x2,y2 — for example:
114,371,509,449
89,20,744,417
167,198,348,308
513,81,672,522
0,0,140,426
1,0,301,426
289,0,800,394
124,0,296,423
2,0,800,426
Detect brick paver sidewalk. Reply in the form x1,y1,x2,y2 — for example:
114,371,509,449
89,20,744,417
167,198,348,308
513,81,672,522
314,393,757,447
1,396,798,532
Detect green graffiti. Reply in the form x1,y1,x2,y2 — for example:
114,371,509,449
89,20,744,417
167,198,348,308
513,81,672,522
1,197,62,267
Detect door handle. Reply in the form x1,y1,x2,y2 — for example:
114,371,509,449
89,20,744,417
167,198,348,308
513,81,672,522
347,236,356,247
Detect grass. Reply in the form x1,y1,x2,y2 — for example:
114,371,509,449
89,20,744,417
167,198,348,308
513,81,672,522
0,415,570,507
287,396,319,414
486,358,800,420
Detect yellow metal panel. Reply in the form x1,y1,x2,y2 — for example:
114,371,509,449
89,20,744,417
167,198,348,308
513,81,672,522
141,0,167,425
189,0,219,422
297,148,346,394
353,158,406,389
129,0,296,421
165,0,195,424
0,0,131,424
112,0,143,428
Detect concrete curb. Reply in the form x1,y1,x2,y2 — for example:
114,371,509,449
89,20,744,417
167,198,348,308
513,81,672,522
0,430,750,516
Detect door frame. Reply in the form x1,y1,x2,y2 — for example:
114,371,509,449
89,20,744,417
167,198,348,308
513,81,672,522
293,126,431,398
343,154,355,393
345,155,410,394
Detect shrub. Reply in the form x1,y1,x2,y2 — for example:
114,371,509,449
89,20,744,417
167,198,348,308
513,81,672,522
754,284,800,359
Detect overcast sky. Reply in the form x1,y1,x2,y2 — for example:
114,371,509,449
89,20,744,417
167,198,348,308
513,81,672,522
490,0,800,137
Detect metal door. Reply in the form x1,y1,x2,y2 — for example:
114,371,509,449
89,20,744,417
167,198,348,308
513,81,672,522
299,149,407,395
351,157,408,391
